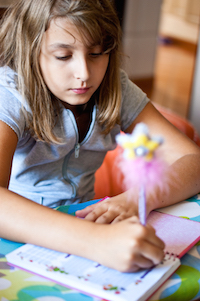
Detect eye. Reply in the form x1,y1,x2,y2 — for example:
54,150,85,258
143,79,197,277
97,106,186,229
55,55,72,61
89,52,103,58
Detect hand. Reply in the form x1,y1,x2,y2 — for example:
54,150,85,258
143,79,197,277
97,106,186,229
95,216,165,272
75,193,138,224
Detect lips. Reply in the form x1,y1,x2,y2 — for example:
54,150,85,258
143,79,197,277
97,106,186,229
71,87,90,94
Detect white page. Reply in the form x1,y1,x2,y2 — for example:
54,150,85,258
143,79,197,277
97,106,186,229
6,244,180,301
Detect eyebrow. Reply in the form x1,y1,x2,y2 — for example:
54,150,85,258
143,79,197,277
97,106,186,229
49,42,101,51
49,43,74,50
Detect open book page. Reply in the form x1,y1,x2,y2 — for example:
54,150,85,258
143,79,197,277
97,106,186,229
6,243,180,301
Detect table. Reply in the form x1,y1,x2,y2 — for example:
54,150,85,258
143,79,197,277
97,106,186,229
0,195,200,301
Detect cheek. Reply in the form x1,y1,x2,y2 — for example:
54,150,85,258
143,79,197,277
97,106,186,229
97,56,109,80
39,58,59,89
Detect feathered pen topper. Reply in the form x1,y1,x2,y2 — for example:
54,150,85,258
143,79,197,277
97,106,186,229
116,123,168,225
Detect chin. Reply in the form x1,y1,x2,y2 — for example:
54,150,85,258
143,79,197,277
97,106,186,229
64,96,92,106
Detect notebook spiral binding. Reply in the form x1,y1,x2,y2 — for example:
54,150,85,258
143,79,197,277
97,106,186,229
164,251,178,261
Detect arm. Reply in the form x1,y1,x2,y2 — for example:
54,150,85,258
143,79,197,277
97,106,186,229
127,102,200,213
0,120,164,272
76,102,200,222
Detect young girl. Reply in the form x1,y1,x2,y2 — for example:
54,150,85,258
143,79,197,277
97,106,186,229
0,0,199,273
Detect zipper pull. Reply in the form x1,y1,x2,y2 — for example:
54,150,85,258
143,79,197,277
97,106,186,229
75,143,80,158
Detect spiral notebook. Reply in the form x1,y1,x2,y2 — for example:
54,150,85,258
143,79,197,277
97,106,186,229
6,209,200,301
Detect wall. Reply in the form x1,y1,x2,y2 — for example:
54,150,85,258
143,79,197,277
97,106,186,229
122,0,162,80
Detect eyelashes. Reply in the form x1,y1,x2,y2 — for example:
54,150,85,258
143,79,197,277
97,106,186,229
55,53,103,61
55,55,71,61
89,52,103,57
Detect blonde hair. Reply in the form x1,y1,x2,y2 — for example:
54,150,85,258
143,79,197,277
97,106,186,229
0,0,122,143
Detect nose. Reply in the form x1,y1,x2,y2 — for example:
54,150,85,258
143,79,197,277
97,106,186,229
73,56,90,82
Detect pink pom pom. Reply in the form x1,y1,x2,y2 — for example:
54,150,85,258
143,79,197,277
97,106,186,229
118,155,169,195
115,123,173,204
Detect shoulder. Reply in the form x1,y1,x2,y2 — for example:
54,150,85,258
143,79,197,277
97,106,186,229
0,67,28,139
0,66,17,89
0,66,32,112
119,69,149,131
120,69,147,102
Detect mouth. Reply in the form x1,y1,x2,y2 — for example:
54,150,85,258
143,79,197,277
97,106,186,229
71,87,90,95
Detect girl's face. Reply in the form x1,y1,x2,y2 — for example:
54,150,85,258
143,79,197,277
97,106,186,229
39,18,109,105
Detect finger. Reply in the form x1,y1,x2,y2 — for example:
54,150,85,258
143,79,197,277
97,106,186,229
119,253,155,273
84,203,123,223
95,207,135,224
140,240,165,265
75,204,97,218
145,225,165,249
131,222,165,249
130,254,155,271
83,206,108,222
95,210,117,224
111,212,136,224
126,215,140,224
111,216,124,224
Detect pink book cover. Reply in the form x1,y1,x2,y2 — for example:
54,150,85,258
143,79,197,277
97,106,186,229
147,211,200,258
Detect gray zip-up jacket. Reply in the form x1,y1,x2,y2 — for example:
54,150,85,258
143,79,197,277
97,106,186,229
0,67,149,207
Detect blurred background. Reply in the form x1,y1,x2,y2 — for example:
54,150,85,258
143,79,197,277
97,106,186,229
0,0,200,134
114,0,200,135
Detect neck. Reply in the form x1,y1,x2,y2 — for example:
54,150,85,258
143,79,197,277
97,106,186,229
51,94,95,119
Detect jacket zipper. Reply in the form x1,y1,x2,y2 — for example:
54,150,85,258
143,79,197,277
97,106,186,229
75,143,80,158
62,148,77,198
62,107,96,198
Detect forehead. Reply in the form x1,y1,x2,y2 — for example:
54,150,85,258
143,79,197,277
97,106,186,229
42,18,94,49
